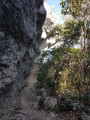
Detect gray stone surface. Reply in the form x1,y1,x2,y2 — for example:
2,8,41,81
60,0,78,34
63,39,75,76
0,0,46,106
82,113,90,120
40,88,46,93
44,97,57,109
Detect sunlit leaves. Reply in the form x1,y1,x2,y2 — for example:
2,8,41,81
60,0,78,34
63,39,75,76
61,19,81,46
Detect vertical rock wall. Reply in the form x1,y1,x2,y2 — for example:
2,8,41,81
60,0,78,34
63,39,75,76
0,0,46,105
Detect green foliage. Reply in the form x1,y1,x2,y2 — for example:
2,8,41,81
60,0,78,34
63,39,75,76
60,0,89,20
47,23,62,42
37,1,90,111
60,0,66,8
37,46,90,111
61,19,81,46
37,60,57,95
60,0,90,52
59,95,74,111
47,19,81,47
41,51,48,57
38,97,45,109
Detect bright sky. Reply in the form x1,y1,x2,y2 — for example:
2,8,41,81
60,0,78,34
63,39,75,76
47,0,65,24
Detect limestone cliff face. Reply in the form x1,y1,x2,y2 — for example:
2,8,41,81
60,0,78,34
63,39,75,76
41,2,59,51
43,2,59,34
0,0,46,104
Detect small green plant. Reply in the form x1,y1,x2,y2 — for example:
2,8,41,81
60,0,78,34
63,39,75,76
59,94,75,111
38,97,45,109
53,105,60,113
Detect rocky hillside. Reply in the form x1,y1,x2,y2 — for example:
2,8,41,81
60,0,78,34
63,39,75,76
40,2,59,51
0,0,46,106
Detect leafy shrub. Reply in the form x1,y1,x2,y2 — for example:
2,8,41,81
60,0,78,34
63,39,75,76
59,94,74,111
37,45,90,111
38,97,45,109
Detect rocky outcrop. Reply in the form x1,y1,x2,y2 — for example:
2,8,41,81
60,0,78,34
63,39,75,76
0,0,46,105
43,2,59,34
40,2,59,51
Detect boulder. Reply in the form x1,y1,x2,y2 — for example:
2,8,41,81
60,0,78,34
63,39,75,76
40,88,46,93
44,97,57,109
49,112,56,118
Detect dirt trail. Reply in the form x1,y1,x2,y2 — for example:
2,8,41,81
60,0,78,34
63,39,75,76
0,63,59,120
9,63,60,120
0,63,78,120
